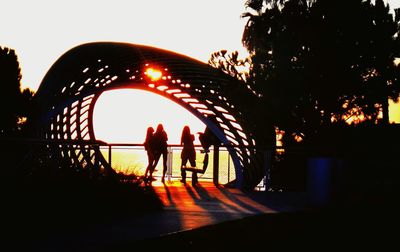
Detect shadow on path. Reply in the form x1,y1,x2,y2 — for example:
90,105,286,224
15,180,308,252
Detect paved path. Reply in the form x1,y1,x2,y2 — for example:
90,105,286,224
26,180,307,251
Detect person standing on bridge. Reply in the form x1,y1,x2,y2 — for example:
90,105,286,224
198,116,220,170
143,126,155,184
152,123,169,183
198,116,220,153
180,125,196,184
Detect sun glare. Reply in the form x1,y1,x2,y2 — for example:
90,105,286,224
93,89,206,144
145,67,163,81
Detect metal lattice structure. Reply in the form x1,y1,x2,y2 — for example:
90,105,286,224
33,42,265,188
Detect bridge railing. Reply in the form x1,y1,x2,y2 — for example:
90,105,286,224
1,138,270,190
97,143,236,185
97,142,274,191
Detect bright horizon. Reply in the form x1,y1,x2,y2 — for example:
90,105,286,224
93,89,206,144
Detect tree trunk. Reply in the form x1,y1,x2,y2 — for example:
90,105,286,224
382,97,389,125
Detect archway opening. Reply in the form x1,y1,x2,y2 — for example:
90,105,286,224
93,89,206,144
92,89,235,183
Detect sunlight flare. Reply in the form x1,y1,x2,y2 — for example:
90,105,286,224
145,67,163,81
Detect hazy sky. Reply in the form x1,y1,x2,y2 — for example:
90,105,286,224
1,0,399,133
1,0,399,91
93,89,206,144
0,0,248,91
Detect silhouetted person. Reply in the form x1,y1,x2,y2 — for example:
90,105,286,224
152,123,168,183
198,117,220,169
143,126,155,184
180,125,196,184
199,127,219,153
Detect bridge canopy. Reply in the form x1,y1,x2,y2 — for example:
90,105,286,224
33,42,266,189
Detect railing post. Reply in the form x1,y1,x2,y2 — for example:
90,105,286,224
108,145,112,167
167,146,173,181
94,144,100,168
264,149,272,191
227,153,230,183
213,145,219,186
94,144,100,176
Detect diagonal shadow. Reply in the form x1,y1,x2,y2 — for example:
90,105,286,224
187,182,260,216
217,185,306,212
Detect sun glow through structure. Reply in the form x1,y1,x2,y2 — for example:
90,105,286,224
93,89,206,144
145,67,163,81
33,42,266,188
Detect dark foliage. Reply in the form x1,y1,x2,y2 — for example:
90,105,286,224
0,46,163,243
206,0,400,192
2,140,163,243
0,46,33,136
242,0,400,142
270,123,400,196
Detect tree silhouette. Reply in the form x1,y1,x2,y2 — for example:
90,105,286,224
240,0,400,145
0,46,34,136
208,50,250,82
359,0,400,124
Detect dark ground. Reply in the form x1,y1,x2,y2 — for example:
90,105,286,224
3,183,399,251
104,203,399,251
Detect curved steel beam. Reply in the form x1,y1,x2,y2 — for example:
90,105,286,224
33,42,263,188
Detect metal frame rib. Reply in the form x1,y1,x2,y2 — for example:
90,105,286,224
33,42,264,188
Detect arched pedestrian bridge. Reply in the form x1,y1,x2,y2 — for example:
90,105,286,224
33,42,267,189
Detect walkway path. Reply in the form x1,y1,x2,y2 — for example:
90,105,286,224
26,179,307,251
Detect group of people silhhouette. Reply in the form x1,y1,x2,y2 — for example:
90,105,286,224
143,122,219,185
